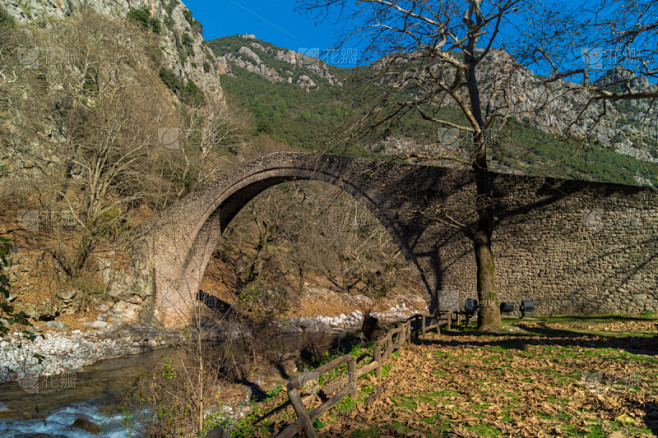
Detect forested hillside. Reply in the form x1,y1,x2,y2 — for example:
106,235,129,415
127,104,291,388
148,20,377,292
208,35,658,187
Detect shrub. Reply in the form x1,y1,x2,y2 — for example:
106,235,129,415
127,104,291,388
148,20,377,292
159,68,205,106
178,47,188,64
159,67,183,93
182,8,203,34
127,8,160,34
150,17,161,34
164,0,178,15
182,80,205,106
182,9,194,25
163,15,174,30
181,32,193,48
0,5,14,27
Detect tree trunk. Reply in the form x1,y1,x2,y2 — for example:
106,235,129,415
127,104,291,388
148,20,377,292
473,215,500,331
472,148,501,331
463,12,502,331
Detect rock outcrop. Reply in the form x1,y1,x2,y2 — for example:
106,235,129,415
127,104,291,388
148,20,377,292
2,0,224,105
208,34,343,90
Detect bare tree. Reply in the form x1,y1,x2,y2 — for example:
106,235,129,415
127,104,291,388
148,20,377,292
1,11,243,289
299,0,657,330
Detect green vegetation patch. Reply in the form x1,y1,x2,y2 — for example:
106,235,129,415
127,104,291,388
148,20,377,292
127,8,161,34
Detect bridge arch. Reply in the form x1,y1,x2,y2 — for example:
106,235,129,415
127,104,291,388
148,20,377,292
150,153,433,328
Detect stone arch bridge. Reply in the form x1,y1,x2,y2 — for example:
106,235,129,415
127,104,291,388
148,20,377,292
110,152,658,328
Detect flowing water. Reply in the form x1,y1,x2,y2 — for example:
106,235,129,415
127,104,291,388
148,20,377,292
0,348,169,437
0,331,342,437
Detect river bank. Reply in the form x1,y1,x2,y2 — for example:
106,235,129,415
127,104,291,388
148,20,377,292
0,298,425,385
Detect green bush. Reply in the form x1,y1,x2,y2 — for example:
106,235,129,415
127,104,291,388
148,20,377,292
127,8,150,27
0,5,14,27
159,67,183,93
181,32,193,48
182,9,194,25
127,8,161,34
178,47,188,64
150,17,161,34
182,8,203,34
163,15,174,30
164,0,178,15
159,68,205,106
183,80,205,106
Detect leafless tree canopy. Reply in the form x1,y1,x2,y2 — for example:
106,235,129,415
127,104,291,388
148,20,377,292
298,0,657,330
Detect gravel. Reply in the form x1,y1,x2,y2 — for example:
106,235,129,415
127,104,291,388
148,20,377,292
0,324,177,383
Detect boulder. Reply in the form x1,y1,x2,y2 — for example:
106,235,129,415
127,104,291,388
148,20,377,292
362,314,384,341
71,416,100,434
95,303,110,312
44,321,66,331
56,289,77,301
204,425,230,438
110,302,139,322
56,289,78,314
0,409,24,419
82,321,107,329
22,299,58,320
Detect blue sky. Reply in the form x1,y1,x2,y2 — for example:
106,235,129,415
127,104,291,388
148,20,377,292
182,0,354,63
180,0,656,81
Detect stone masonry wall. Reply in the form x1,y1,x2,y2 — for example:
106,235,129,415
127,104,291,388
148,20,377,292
437,175,658,316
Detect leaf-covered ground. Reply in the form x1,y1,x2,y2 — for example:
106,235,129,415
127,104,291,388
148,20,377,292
227,317,658,437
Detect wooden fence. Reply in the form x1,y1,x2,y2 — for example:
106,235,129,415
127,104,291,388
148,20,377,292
276,313,445,438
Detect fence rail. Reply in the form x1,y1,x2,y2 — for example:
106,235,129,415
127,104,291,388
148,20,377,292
276,313,446,438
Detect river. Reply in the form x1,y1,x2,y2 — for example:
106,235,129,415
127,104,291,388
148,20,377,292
0,331,342,437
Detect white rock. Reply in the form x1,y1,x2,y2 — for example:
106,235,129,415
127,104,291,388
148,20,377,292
110,302,139,322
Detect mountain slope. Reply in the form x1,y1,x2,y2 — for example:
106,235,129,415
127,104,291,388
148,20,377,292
2,0,224,105
206,35,360,152
207,35,658,187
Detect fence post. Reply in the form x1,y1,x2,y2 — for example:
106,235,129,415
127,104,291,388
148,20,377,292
348,356,357,399
374,341,382,377
287,387,317,438
447,312,452,330
422,315,427,337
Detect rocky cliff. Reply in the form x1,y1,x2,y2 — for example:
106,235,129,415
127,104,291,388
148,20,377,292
208,34,343,91
2,0,224,105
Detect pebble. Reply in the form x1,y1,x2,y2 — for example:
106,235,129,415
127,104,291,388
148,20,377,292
0,304,419,384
